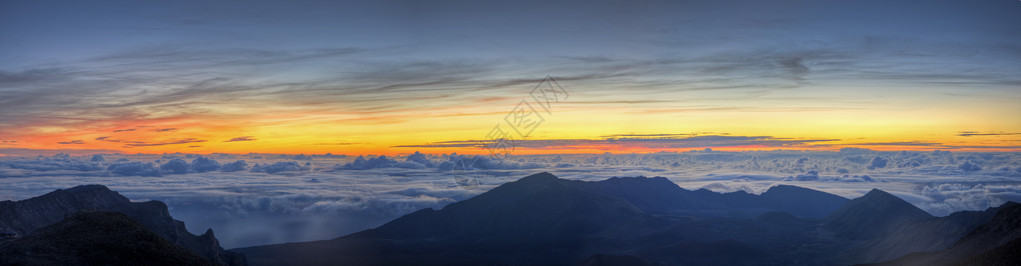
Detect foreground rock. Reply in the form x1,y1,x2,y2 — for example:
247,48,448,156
0,185,245,265
0,211,214,265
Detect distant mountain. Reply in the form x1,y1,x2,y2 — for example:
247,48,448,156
582,177,848,218
583,176,718,213
868,202,1021,266
233,172,1018,265
0,185,245,266
236,172,851,265
824,189,934,240
691,184,850,218
0,211,215,265
333,172,662,264
758,185,852,217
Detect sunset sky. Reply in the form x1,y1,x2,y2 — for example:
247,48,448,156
2,0,1019,156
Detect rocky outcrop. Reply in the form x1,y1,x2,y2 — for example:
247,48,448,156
0,211,215,265
0,185,246,266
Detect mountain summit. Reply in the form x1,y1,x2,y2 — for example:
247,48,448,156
237,172,855,265
825,189,934,239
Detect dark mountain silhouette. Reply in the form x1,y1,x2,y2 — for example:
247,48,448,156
841,203,1007,263
231,172,1017,265
635,239,767,265
0,185,245,266
867,202,1021,266
583,177,848,218
578,254,655,266
357,172,652,243
3,172,1015,265
582,176,718,213
948,202,1021,257
255,172,664,265
236,172,852,265
0,211,215,265
955,236,1021,265
691,184,850,217
824,188,934,240
757,185,852,217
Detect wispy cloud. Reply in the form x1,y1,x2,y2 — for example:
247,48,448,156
816,141,1021,150
57,140,85,145
122,138,207,147
0,148,120,156
224,136,256,142
95,136,207,148
957,131,1021,137
396,134,840,150
842,141,944,147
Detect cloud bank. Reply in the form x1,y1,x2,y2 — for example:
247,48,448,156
1,149,1019,248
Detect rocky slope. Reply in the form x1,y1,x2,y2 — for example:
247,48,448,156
0,185,245,265
0,211,215,265
869,202,1021,266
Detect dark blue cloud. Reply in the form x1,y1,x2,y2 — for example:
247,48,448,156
342,155,399,170
0,156,103,172
221,160,249,172
107,162,161,177
160,158,190,174
436,155,545,171
190,156,220,172
405,151,435,167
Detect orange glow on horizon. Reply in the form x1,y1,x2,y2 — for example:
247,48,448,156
1,83,1018,156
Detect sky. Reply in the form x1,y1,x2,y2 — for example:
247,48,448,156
2,0,1020,156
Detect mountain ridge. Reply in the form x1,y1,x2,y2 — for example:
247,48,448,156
0,185,245,266
825,188,934,240
867,202,1021,266
235,172,860,265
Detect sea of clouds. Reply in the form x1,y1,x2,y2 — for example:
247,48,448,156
1,149,1019,248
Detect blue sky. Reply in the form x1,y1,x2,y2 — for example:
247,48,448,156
1,0,1019,155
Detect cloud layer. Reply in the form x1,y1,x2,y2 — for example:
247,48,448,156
1,150,1019,248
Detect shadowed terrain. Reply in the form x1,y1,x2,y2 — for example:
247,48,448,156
0,185,245,265
0,211,214,265
233,172,1021,265
2,173,1017,265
